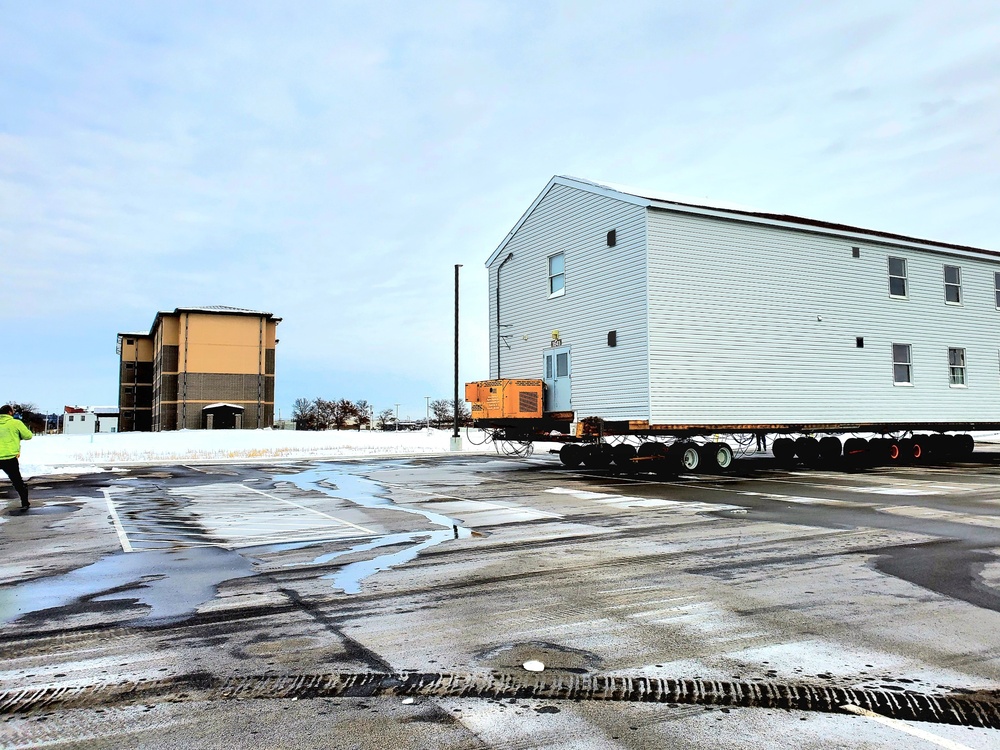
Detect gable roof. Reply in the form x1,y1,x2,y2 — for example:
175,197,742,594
487,175,998,266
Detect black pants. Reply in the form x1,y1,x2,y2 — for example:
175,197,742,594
0,457,28,503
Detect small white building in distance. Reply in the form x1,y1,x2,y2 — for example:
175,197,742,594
63,406,120,434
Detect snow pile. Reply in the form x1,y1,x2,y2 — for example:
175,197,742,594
17,429,497,478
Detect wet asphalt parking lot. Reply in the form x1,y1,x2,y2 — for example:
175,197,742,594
2,449,1000,748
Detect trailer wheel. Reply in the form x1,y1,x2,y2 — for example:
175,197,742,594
559,443,584,468
843,437,869,469
794,436,821,466
637,441,667,458
868,438,891,465
672,442,701,473
697,442,734,472
818,436,842,462
772,437,796,463
890,438,916,463
638,442,669,476
925,433,948,461
612,443,638,471
957,433,975,458
910,436,926,461
583,443,614,469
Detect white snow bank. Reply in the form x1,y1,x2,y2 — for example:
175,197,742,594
17,429,500,478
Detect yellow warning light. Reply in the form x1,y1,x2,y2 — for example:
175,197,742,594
551,330,559,340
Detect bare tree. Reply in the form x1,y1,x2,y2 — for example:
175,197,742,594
354,399,372,430
430,398,470,428
7,402,44,433
331,399,358,430
376,408,396,430
292,398,318,430
313,398,336,430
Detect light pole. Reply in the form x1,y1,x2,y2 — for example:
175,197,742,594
395,403,400,431
425,396,431,430
452,263,463,451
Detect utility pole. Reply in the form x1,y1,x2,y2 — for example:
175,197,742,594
395,403,400,431
451,263,463,451
425,396,431,430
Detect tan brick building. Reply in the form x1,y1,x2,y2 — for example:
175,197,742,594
117,307,280,431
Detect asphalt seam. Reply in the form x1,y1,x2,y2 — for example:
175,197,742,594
1,672,998,728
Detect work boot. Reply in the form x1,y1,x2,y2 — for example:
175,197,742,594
20,496,29,509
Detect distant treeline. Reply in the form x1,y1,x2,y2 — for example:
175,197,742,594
291,397,470,431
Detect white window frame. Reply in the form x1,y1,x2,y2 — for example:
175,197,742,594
548,252,565,298
948,347,967,387
944,265,962,305
892,343,913,385
888,257,907,299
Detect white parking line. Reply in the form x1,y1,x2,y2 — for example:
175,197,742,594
102,489,133,553
240,485,375,534
840,704,975,750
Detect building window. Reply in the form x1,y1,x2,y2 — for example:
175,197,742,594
126,338,135,345
944,265,962,304
548,253,565,297
994,272,1000,309
892,343,912,384
888,257,907,298
68,415,74,422
949,348,966,386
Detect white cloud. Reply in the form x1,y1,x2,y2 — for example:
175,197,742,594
2,1,999,414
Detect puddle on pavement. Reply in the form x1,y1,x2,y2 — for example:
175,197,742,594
476,641,602,674
5,504,80,517
0,546,254,626
275,465,473,594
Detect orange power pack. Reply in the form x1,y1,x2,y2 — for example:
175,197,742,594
465,379,544,420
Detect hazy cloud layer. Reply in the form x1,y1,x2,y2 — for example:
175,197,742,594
2,1,998,417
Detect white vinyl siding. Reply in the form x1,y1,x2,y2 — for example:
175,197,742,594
488,183,648,421
646,209,1000,425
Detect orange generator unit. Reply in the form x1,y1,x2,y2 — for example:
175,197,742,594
465,379,544,420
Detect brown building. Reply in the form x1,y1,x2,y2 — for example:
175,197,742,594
117,306,280,432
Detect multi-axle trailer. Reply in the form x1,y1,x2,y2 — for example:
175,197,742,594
466,378,992,473
468,176,1000,473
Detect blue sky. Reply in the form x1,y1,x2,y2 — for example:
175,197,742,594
2,1,999,420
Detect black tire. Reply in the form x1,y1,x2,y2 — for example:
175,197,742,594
697,442,734,473
818,436,842,462
910,435,927,462
889,438,914,464
794,436,821,466
924,433,945,460
957,433,975,458
637,441,667,458
842,437,869,470
868,438,891,465
559,443,584,468
612,443,638,471
772,437,796,463
583,443,614,469
669,441,701,473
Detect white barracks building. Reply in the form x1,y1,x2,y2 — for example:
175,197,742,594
486,176,1000,431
